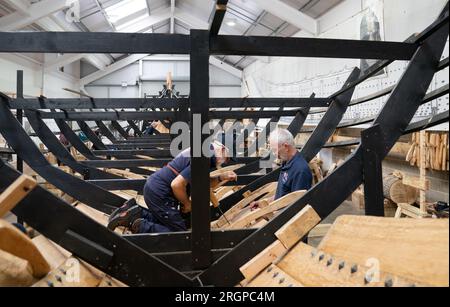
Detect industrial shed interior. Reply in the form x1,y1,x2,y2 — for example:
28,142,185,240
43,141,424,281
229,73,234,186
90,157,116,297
0,0,449,288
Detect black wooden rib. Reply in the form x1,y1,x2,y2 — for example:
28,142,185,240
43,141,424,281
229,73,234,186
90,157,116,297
199,15,449,287
0,99,126,213
404,110,449,134
96,121,118,143
53,117,154,175
303,83,449,133
301,68,361,161
77,120,108,150
128,120,143,137
215,69,360,218
0,160,193,287
309,56,448,115
54,117,100,160
111,121,130,139
25,110,121,180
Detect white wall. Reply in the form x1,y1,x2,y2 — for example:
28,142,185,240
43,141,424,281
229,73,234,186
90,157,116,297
243,0,449,130
85,58,242,98
0,55,81,135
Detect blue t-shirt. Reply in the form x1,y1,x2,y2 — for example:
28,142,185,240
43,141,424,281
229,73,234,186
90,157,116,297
144,148,216,204
274,152,312,200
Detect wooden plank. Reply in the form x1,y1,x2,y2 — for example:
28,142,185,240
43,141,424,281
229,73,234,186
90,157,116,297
98,275,128,287
228,190,306,229
0,249,34,286
308,224,332,238
402,175,430,191
212,182,277,229
240,240,288,282
33,257,104,287
0,220,50,278
275,205,321,249
32,235,71,270
278,242,426,287
419,131,427,213
74,203,110,227
104,168,146,179
0,175,37,218
397,203,430,219
210,164,245,178
318,215,449,286
406,143,416,162
245,264,303,287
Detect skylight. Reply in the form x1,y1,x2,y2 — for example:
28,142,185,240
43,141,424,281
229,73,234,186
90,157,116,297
105,0,148,24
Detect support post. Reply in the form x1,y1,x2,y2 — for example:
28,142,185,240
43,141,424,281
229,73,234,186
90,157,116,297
190,30,212,269
362,125,385,217
16,71,23,173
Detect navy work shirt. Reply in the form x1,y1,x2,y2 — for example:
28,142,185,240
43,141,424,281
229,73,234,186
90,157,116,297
144,148,216,205
274,152,312,200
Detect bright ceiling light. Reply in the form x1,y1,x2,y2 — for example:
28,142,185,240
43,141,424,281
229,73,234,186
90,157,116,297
105,0,148,24
226,19,237,27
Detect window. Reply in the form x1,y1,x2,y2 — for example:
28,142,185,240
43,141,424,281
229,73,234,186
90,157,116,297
104,0,148,24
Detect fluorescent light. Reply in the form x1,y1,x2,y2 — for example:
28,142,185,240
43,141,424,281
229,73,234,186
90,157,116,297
105,0,148,24
226,19,237,27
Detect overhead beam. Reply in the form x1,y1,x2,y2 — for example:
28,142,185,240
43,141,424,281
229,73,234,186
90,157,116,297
35,110,302,121
35,13,112,71
0,0,69,31
210,0,228,36
44,54,84,71
252,0,318,36
209,35,418,59
0,31,418,61
116,7,172,33
2,0,30,15
209,56,242,79
10,97,329,109
170,0,176,34
80,53,150,86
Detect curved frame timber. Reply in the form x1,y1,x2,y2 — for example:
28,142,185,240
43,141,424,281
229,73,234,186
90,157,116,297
0,100,127,213
24,109,121,180
216,68,361,218
96,121,118,143
111,121,131,140
0,1,446,287
78,120,170,149
51,117,155,176
0,159,193,287
76,120,108,150
198,18,449,286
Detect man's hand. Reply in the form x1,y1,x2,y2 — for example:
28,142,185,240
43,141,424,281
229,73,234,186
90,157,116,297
249,197,274,211
219,171,237,182
181,201,192,214
249,200,261,211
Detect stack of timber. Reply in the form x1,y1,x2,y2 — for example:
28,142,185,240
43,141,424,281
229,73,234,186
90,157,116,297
383,172,419,205
309,158,324,185
349,186,397,217
241,215,449,287
210,164,246,207
211,182,278,229
406,131,449,171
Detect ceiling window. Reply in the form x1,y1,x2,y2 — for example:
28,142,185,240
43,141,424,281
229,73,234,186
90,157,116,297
105,0,148,24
